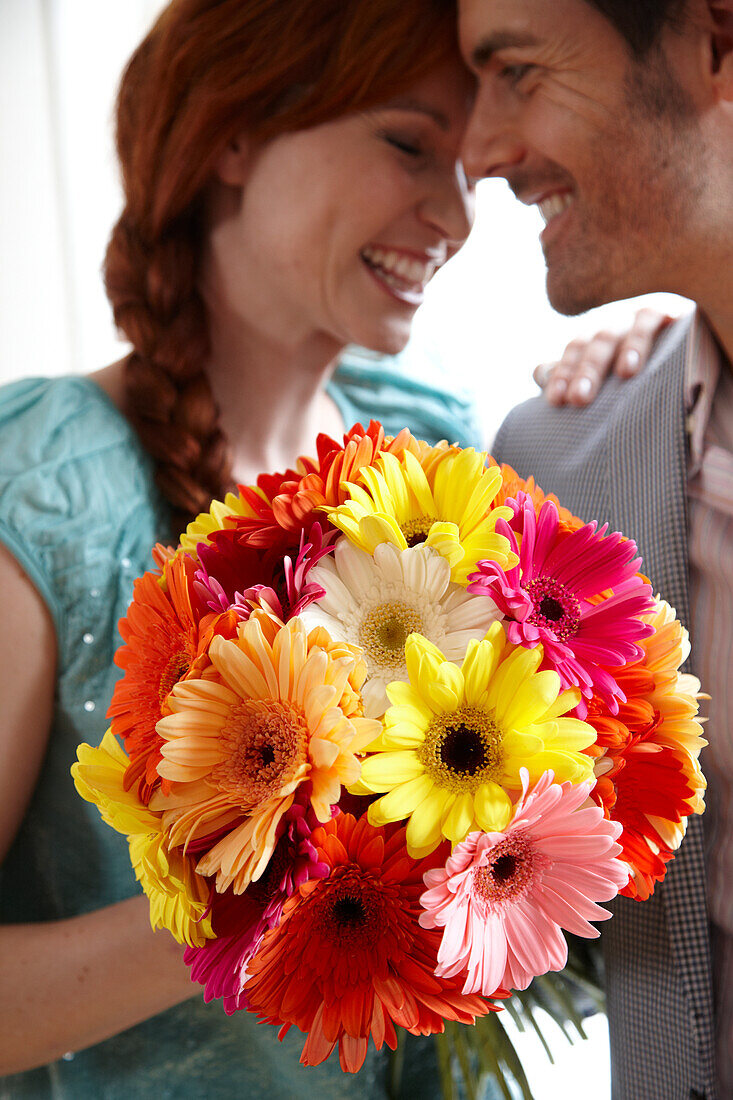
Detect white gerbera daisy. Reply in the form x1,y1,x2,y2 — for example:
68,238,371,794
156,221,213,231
299,540,498,718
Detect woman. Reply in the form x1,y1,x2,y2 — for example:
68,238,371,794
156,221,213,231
0,0,486,1095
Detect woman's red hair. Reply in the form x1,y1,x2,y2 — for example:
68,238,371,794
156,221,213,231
104,0,459,525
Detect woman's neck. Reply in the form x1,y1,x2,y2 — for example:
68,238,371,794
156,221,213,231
203,301,347,486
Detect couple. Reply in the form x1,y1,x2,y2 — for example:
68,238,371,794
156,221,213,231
0,1,729,1099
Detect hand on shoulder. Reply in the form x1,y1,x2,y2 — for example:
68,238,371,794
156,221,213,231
535,308,674,407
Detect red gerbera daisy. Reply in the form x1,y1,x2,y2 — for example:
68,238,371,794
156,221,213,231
243,813,500,1073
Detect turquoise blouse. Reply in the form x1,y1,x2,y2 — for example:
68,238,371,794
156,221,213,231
0,365,480,1099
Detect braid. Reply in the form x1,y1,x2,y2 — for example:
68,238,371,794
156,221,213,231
104,211,232,530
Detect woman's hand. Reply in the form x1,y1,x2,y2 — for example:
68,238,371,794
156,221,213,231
535,308,674,406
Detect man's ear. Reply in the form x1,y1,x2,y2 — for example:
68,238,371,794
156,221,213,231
214,133,251,186
708,0,733,92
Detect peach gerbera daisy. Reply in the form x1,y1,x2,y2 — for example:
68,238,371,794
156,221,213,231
152,612,380,893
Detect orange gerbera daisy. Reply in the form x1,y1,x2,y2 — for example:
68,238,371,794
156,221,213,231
491,461,583,532
108,554,232,803
243,813,500,1073
152,613,380,894
585,600,707,899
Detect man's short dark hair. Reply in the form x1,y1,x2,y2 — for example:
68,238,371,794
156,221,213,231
585,0,688,55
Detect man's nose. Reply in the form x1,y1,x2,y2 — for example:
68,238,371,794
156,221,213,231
460,85,526,182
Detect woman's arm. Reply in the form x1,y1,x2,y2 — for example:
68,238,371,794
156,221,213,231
0,544,195,1077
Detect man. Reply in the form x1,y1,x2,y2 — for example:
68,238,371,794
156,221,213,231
457,2,733,1098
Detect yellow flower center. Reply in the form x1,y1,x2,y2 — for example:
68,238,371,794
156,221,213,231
400,516,436,547
359,601,424,671
417,706,503,792
212,698,308,807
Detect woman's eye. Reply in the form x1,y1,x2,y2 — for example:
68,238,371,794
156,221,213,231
499,64,534,87
384,134,423,158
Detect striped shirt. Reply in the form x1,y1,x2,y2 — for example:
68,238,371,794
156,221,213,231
685,311,733,1094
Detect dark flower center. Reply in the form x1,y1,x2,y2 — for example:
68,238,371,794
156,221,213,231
418,706,503,792
440,725,488,776
538,596,564,622
332,894,367,928
524,575,581,643
491,854,516,882
400,516,436,548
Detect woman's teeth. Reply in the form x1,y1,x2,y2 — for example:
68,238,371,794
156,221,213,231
537,193,574,225
361,246,435,291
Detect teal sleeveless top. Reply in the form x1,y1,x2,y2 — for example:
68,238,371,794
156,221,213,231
0,364,480,1099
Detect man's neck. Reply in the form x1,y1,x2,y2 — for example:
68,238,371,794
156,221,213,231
702,306,733,373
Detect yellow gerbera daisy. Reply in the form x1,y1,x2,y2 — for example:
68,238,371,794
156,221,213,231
72,730,213,946
152,612,380,893
178,490,259,556
324,447,518,585
357,623,596,858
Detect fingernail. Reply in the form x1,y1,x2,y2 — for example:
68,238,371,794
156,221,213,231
620,349,641,375
573,377,592,401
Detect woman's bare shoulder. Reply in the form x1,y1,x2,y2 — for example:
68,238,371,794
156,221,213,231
86,358,128,414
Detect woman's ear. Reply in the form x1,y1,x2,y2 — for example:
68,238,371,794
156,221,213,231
214,133,251,185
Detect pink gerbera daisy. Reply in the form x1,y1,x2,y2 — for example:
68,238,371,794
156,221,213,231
467,494,655,716
419,769,629,995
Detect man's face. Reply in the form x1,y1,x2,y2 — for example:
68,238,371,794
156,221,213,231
458,0,707,314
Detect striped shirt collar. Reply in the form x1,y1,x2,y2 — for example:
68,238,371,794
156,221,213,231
684,310,725,473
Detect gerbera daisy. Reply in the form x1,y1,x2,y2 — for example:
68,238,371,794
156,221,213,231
222,422,419,555
325,447,518,585
299,540,498,717
468,495,656,715
177,490,259,557
243,813,499,1073
72,730,213,946
585,599,707,899
490,461,583,531
194,524,335,623
419,769,629,994
108,554,218,803
152,613,380,893
357,624,596,857
184,793,329,1013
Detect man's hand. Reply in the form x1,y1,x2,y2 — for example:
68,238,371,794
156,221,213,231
535,308,674,406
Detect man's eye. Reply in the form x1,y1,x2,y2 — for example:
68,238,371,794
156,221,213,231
499,64,534,87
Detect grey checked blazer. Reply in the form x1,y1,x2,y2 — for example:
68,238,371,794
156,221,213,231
492,317,717,1100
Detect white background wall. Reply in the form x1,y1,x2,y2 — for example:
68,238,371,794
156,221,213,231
0,7,688,1094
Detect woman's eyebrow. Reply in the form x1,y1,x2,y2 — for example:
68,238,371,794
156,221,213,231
378,97,451,131
470,30,540,70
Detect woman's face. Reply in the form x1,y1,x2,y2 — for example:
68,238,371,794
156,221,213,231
203,58,476,358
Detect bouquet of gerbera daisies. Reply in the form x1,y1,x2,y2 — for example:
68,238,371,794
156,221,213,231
73,422,707,1096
